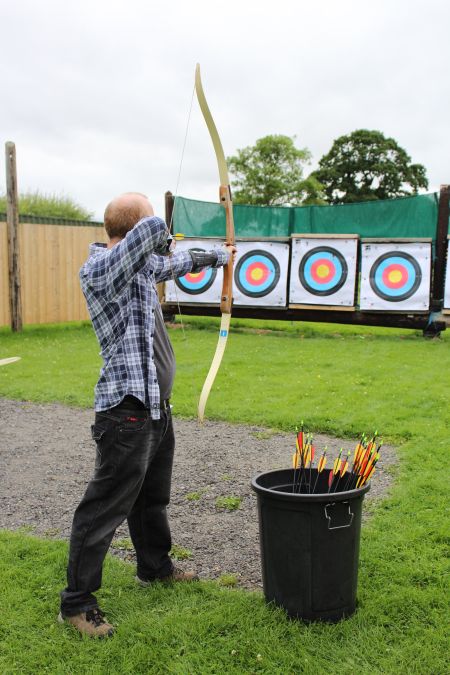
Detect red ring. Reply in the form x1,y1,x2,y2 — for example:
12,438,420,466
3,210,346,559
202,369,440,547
310,258,335,284
245,262,270,286
382,264,407,289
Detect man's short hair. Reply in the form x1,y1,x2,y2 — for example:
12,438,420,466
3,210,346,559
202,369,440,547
104,193,149,240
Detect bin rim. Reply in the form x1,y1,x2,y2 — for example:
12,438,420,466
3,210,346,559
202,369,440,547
251,468,370,503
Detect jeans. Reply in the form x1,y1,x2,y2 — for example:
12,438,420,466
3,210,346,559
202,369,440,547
60,398,175,616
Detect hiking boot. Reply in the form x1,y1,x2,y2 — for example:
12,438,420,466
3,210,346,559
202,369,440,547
136,566,199,586
58,607,114,638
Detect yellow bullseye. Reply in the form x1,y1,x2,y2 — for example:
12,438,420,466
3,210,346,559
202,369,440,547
317,264,330,279
388,269,403,284
251,268,264,281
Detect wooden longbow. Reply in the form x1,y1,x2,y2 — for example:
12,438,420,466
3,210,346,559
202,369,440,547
195,64,235,422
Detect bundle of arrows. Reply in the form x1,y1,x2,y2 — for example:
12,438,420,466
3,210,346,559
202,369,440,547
291,425,382,494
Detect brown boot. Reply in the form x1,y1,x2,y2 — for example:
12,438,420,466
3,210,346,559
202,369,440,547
58,607,114,638
136,566,199,586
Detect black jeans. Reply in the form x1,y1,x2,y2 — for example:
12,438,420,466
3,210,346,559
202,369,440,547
60,399,175,616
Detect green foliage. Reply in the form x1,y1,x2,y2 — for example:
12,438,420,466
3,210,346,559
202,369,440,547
185,491,203,501
313,129,429,204
215,496,242,511
111,537,134,551
0,189,93,220
218,574,238,587
170,545,193,560
227,134,326,206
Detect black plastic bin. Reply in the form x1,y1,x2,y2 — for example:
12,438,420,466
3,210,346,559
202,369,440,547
251,468,370,622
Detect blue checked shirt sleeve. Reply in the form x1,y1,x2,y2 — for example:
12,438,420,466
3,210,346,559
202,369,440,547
81,216,168,301
151,248,230,283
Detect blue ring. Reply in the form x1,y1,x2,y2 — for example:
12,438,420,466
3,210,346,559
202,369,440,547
235,251,280,298
299,247,348,296
369,252,421,302
175,248,217,295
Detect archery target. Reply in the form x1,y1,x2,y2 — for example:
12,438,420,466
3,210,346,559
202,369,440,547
164,238,223,304
443,238,450,312
360,241,431,311
233,241,289,307
289,236,358,307
174,250,217,295
300,247,348,295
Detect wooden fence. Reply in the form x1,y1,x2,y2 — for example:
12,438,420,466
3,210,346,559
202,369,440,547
0,220,107,326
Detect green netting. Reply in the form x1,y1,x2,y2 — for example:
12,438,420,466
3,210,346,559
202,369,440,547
173,197,292,238
173,193,443,240
292,193,439,239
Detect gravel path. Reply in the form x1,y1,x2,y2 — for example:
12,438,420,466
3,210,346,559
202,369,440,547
0,398,396,590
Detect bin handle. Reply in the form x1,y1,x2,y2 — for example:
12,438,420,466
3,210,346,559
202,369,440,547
324,502,354,530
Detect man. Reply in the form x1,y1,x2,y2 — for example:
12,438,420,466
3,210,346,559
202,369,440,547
59,192,235,638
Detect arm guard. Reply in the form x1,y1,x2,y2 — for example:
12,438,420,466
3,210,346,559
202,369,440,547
189,249,220,272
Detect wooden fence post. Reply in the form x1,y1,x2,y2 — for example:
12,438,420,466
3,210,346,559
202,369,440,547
5,142,23,332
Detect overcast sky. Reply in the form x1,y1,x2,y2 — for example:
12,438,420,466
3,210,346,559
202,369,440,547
1,0,448,220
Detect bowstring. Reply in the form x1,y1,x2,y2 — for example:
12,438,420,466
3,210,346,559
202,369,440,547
166,79,196,341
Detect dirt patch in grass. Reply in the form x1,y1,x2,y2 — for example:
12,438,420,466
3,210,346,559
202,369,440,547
0,398,396,590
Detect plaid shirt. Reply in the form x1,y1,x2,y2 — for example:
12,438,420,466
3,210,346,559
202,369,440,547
80,216,228,418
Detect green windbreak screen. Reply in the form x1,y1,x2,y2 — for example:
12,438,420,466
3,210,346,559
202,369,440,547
173,197,291,238
173,192,441,240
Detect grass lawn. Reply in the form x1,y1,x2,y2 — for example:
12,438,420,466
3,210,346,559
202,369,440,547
0,319,449,674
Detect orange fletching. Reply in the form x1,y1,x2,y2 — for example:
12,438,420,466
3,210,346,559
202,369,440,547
340,460,349,478
333,449,343,476
318,453,327,473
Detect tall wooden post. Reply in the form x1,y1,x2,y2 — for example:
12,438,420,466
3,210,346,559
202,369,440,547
161,190,175,321
5,142,23,331
431,185,450,309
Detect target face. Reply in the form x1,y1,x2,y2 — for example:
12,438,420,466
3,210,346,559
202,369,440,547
174,248,217,295
369,252,421,302
289,236,358,307
235,250,280,298
360,241,431,311
299,247,348,296
164,239,223,304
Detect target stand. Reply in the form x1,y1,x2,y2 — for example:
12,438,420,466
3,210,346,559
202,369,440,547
443,236,450,315
359,239,432,312
289,234,358,310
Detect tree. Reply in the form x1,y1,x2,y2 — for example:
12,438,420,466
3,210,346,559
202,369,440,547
0,190,93,220
227,135,325,206
313,129,428,204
